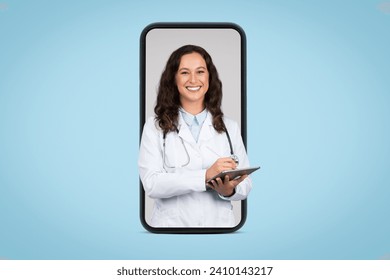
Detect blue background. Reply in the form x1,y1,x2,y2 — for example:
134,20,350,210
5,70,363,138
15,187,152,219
1,0,389,260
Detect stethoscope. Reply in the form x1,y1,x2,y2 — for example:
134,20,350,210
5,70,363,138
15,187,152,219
162,126,239,169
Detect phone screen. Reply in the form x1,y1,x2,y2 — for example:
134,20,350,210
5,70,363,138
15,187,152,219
139,23,247,233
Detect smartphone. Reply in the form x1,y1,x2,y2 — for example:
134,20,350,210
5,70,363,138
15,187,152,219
139,22,247,233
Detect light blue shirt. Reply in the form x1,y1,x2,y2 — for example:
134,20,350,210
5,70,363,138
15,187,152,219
179,108,208,142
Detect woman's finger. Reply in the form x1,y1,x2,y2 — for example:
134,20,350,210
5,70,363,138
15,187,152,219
223,175,230,184
221,161,237,170
215,177,224,187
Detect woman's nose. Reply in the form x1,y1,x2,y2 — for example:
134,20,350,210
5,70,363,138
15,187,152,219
189,73,197,83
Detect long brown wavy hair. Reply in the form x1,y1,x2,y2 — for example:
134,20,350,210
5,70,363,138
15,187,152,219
154,45,225,135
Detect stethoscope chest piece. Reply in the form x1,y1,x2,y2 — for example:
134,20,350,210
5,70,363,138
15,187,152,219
230,154,239,165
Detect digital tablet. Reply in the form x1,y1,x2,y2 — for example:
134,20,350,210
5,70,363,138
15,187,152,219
207,166,261,183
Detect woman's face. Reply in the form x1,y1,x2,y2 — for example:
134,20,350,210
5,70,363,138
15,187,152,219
175,52,209,107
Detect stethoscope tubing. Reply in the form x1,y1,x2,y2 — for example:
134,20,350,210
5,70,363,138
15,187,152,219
162,127,237,169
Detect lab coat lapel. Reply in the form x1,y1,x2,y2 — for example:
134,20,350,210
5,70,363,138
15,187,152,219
177,113,196,145
198,112,216,142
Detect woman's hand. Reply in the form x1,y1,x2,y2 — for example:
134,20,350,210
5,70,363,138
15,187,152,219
205,157,237,182
205,157,247,197
208,175,248,197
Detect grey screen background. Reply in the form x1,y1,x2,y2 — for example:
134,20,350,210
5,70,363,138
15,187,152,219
144,28,242,227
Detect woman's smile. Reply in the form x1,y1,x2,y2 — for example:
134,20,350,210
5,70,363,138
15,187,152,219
186,86,202,92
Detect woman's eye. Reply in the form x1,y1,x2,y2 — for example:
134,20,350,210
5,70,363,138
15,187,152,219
180,71,189,75
197,70,205,74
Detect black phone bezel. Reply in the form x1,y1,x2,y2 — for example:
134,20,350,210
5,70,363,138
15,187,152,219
139,22,247,234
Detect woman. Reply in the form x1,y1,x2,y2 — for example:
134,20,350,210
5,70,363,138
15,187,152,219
138,45,252,227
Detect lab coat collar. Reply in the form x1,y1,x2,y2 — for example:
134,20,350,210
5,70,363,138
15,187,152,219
177,110,215,143
198,111,215,142
177,112,196,144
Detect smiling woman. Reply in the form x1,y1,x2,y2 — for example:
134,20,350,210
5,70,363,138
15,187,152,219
176,52,209,112
138,44,252,230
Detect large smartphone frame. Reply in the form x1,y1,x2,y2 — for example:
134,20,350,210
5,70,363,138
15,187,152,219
139,22,247,233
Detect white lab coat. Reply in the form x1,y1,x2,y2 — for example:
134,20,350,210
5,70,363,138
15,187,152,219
138,112,252,227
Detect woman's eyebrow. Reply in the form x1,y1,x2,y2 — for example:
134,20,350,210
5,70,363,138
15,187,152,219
178,66,207,71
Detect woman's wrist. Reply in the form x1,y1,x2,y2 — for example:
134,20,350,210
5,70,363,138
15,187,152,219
222,188,235,197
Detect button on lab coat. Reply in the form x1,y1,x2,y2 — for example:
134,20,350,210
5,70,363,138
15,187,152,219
138,112,252,227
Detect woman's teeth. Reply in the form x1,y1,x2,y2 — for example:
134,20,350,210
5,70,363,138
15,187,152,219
186,86,201,92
